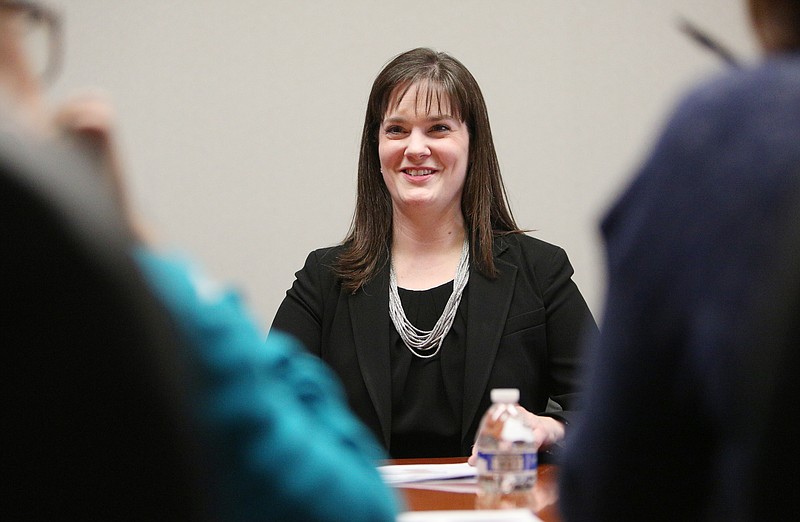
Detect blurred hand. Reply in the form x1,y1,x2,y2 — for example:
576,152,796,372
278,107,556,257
55,93,125,204
467,408,565,466
53,92,151,242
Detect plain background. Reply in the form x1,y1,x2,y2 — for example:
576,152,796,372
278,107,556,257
49,1,757,330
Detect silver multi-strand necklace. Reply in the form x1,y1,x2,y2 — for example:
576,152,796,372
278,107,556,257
388,239,470,359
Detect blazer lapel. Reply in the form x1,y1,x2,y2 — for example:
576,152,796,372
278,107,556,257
349,266,393,448
462,238,517,440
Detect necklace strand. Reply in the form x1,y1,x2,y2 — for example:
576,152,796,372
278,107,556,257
389,239,470,359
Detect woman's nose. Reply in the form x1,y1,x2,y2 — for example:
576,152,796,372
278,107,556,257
404,129,430,160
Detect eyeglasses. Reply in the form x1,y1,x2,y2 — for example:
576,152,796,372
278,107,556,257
1,1,62,85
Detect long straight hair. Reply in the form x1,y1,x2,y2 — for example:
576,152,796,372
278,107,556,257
334,47,521,293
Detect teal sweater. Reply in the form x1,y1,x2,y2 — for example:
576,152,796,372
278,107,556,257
136,248,401,521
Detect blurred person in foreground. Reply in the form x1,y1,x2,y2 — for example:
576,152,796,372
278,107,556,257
559,0,800,520
270,47,597,459
1,2,399,520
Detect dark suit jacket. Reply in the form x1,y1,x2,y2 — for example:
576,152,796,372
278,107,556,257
271,233,596,455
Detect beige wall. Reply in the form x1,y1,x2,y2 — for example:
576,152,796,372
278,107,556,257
50,0,757,329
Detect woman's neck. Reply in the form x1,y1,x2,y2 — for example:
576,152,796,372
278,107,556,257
391,210,467,290
392,200,464,244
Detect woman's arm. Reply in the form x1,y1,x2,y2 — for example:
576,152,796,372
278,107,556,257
539,246,598,425
270,249,330,356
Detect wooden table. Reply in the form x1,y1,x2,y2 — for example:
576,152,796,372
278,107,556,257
388,457,562,522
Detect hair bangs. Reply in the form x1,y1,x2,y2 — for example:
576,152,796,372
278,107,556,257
385,77,465,122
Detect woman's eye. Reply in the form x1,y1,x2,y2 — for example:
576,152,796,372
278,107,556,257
384,125,405,135
430,124,451,133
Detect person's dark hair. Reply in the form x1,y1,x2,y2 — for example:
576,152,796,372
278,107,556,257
334,47,521,293
749,0,800,52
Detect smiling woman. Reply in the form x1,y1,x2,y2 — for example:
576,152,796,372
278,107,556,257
270,47,598,460
378,83,470,253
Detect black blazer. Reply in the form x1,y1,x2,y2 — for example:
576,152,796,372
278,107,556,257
271,233,596,455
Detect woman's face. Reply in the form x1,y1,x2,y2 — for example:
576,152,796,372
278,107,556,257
378,84,469,218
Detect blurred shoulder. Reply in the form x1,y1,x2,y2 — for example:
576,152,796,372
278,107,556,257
672,53,800,128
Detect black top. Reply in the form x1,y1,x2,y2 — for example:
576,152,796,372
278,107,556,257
270,233,597,456
389,282,468,458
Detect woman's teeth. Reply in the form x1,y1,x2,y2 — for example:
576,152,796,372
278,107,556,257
405,169,433,176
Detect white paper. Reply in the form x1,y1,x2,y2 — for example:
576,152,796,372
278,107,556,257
379,462,477,484
397,508,542,522
397,478,479,494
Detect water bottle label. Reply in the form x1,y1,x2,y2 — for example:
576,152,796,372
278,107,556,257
476,451,537,472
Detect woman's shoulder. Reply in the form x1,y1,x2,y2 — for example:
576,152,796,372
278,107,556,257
292,243,342,267
305,244,345,263
293,244,347,285
498,232,566,258
496,233,573,278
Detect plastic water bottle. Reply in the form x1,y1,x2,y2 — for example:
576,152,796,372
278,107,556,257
474,388,537,509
